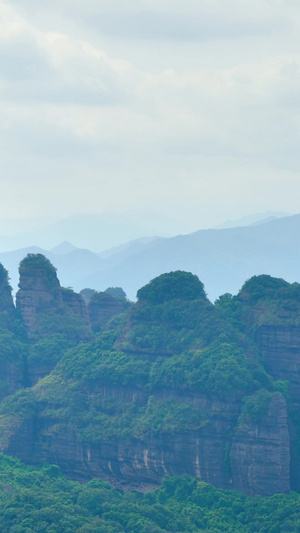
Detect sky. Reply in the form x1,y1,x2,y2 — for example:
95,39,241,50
1,0,300,234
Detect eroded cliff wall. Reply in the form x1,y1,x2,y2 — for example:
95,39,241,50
0,268,298,497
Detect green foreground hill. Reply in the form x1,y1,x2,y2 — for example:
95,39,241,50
0,454,300,533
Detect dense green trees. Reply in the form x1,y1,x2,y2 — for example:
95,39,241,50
216,274,300,331
137,271,206,303
18,254,57,276
0,455,299,532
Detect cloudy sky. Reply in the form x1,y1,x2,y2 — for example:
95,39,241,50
1,0,300,234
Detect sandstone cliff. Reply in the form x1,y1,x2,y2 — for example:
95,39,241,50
1,385,290,496
258,325,300,491
16,254,64,334
230,392,290,495
0,269,299,497
88,291,130,332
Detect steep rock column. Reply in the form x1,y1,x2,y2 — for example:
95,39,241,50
258,324,300,491
16,253,64,335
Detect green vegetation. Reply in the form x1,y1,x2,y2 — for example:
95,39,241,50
0,455,299,533
28,334,75,367
137,271,206,303
0,267,286,448
237,389,275,427
19,254,57,276
150,341,270,394
105,287,127,300
216,275,300,334
0,264,10,285
122,283,253,357
1,263,300,525
239,275,290,302
30,309,91,342
20,327,271,443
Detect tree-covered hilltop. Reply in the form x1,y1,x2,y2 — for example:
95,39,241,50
18,253,58,277
215,274,300,332
0,454,300,533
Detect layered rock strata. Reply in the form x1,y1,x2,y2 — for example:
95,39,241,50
2,387,290,496
258,325,300,491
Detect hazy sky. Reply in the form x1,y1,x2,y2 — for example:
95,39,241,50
1,0,299,232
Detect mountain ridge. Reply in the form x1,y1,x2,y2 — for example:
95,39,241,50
0,257,299,496
1,213,300,301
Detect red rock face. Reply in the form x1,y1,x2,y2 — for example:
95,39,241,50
258,325,300,401
258,325,300,491
16,268,63,333
16,268,91,337
2,384,291,496
14,261,92,386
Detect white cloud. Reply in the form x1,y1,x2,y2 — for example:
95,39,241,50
0,0,300,225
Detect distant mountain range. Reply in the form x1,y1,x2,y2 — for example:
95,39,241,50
0,211,290,254
1,213,300,302
0,213,172,253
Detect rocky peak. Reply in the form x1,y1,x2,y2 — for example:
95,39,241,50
16,254,91,339
16,254,64,333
